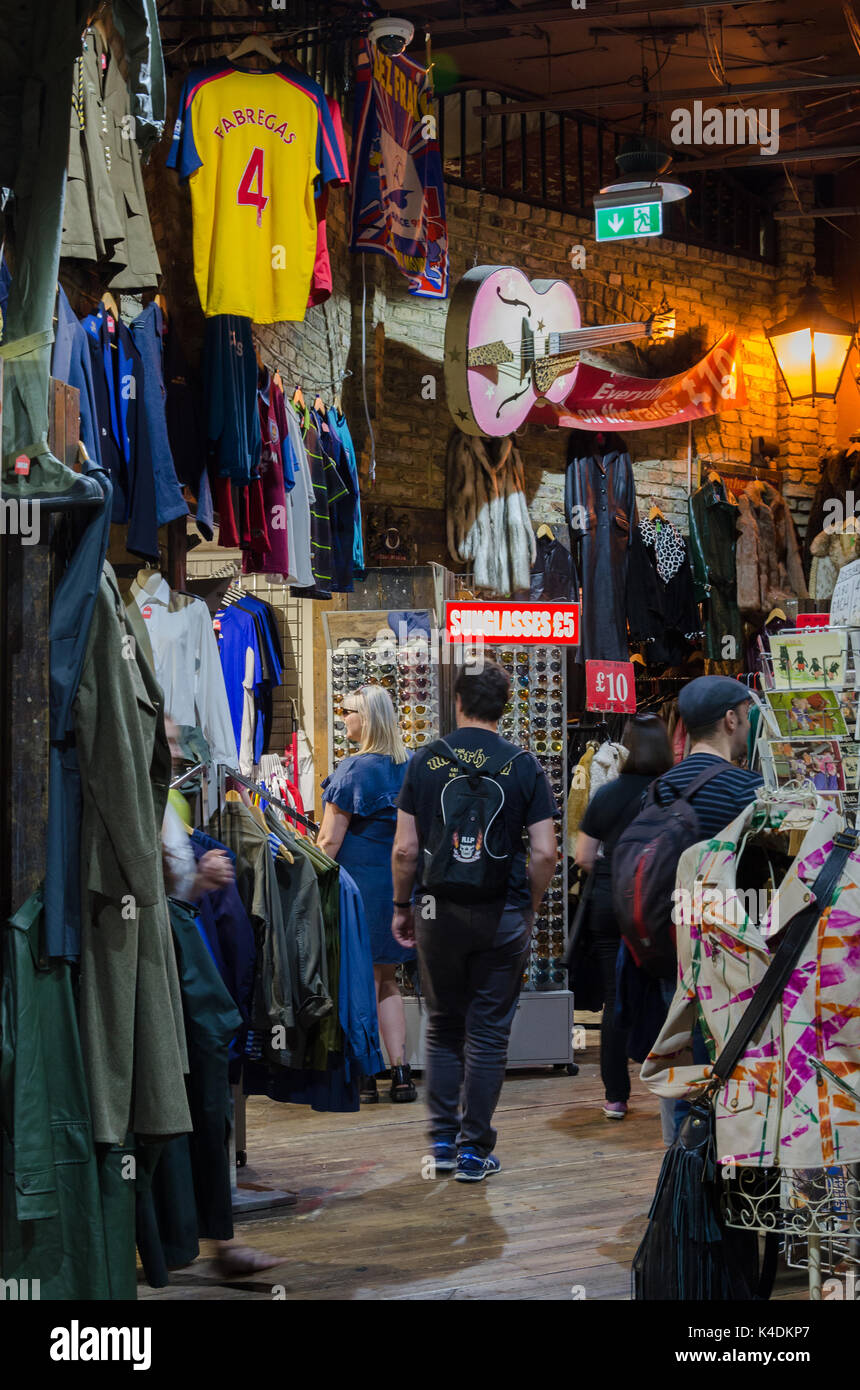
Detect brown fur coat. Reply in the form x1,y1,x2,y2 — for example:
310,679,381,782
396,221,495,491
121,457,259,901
445,430,536,594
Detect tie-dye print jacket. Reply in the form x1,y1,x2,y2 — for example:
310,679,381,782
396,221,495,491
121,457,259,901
641,797,860,1166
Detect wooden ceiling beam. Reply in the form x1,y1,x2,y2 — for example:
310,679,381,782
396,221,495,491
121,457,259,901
472,73,860,115
428,0,780,35
672,143,860,171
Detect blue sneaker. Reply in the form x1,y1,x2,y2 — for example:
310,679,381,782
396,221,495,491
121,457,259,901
454,1150,501,1183
428,1141,457,1173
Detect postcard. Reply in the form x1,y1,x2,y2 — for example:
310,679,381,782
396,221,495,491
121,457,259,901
766,690,847,738
769,632,848,690
766,739,845,792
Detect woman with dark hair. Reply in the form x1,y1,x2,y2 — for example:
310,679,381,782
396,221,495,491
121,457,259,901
574,714,673,1119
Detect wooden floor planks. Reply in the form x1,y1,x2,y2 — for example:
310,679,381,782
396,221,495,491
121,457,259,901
139,1044,810,1301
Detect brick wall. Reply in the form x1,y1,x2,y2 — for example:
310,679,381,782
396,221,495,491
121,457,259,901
350,173,836,559
143,59,837,623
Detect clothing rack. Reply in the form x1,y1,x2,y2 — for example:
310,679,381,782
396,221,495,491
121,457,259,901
218,764,319,834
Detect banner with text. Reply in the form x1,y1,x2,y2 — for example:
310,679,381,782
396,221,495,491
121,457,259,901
528,331,745,432
445,601,580,645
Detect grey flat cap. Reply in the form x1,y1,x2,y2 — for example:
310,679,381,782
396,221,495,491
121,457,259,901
677,675,753,728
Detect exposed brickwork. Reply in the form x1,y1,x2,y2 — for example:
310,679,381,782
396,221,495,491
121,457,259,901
141,55,834,578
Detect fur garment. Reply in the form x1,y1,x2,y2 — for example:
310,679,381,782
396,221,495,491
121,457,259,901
809,520,860,599
446,430,536,594
735,480,809,618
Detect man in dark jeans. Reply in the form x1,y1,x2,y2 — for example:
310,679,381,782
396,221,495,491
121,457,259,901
391,661,558,1183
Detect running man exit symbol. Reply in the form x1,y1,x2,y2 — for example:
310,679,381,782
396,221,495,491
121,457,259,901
594,199,663,242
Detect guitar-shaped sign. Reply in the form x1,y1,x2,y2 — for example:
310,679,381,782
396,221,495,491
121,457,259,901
444,265,675,437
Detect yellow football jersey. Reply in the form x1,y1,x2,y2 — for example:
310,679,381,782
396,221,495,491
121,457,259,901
168,63,347,324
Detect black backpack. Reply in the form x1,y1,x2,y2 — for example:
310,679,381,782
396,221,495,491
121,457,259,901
421,739,526,905
611,763,728,978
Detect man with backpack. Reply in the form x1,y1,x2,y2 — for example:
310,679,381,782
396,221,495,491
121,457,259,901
613,676,764,979
390,660,558,1182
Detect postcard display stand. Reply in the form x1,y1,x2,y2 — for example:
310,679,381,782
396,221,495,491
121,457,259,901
322,616,574,1070
735,625,860,1297
753,626,860,821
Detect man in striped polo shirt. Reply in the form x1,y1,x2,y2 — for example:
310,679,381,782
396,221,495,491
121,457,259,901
654,676,763,835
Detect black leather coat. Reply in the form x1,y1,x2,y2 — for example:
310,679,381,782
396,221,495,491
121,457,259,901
530,533,579,601
564,434,637,662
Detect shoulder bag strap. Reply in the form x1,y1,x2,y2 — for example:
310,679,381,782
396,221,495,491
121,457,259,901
713,827,858,1084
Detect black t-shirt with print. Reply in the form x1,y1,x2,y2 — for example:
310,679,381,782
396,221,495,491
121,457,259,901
397,729,559,908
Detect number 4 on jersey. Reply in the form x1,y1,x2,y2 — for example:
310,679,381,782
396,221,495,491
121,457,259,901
237,147,268,226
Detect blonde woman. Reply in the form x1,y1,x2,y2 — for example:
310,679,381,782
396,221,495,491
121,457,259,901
318,684,416,1104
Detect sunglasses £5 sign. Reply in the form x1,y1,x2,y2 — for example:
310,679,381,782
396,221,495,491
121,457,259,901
445,601,580,645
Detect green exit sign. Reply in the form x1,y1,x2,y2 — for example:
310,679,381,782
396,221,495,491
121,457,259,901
595,200,663,242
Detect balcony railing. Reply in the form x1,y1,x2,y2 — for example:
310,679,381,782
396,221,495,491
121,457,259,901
438,87,776,265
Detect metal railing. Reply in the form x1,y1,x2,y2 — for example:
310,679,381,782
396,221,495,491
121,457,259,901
438,86,776,265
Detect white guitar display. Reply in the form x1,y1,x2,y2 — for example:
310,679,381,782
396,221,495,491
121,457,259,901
444,265,675,437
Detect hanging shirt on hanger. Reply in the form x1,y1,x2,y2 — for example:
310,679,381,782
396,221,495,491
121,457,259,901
282,386,314,588
327,408,364,579
204,314,260,484
52,285,102,468
130,300,189,526
167,62,348,323
308,95,350,309
243,368,291,578
130,574,238,776
214,602,265,762
83,302,160,560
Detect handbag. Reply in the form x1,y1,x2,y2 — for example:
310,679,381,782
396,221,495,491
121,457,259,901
632,826,858,1301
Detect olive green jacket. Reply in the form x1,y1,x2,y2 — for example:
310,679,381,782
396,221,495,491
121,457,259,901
75,564,190,1144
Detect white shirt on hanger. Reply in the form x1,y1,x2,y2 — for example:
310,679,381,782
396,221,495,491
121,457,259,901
130,574,239,781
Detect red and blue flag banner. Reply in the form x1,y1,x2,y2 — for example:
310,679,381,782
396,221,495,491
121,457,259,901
349,39,449,299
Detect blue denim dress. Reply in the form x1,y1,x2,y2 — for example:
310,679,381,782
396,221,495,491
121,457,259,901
322,753,414,964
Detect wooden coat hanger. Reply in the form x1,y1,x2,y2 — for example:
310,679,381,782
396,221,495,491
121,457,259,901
273,370,284,393
154,292,168,325
227,31,280,68
293,386,306,408
248,803,294,861
101,290,119,321
648,499,666,523
536,523,555,541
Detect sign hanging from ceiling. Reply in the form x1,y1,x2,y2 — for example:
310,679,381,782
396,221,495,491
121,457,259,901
445,601,580,645
595,200,663,242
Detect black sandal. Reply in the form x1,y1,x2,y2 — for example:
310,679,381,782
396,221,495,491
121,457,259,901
390,1064,417,1103
359,1075,379,1103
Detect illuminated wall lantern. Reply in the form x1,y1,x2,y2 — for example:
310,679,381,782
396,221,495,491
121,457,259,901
765,272,856,403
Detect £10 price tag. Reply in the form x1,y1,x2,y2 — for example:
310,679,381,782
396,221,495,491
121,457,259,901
585,659,637,713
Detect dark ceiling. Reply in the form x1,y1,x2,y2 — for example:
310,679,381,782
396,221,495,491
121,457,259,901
381,0,860,178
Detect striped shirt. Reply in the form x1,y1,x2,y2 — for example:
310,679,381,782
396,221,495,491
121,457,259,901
653,753,763,841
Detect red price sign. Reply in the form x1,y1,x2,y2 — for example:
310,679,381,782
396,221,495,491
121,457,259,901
445,601,580,645
586,659,637,713
796,613,830,630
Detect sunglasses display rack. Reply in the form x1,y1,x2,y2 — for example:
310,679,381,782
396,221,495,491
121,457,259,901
328,635,441,770
494,645,568,993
